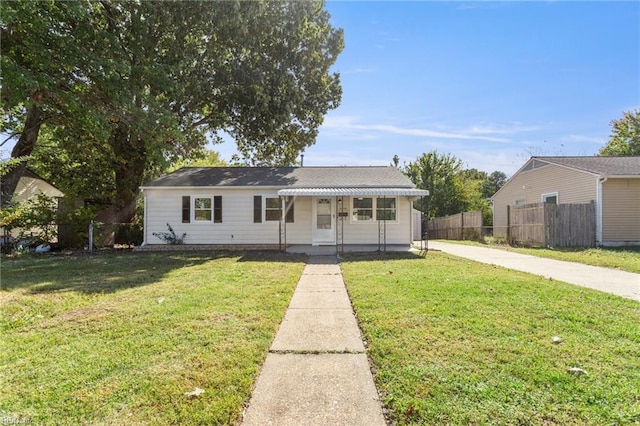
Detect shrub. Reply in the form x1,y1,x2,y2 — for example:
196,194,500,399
152,223,186,245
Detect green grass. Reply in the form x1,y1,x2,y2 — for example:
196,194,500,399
435,239,640,274
341,252,640,425
0,251,305,425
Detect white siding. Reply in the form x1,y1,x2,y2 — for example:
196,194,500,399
143,189,413,246
492,163,597,235
341,196,412,244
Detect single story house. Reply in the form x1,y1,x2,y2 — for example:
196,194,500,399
140,166,429,252
491,156,640,246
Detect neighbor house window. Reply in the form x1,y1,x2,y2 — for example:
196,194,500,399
182,196,191,223
352,198,373,221
514,198,526,207
194,198,212,221
542,192,558,204
376,197,396,221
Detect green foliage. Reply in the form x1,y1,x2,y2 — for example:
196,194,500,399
1,193,59,244
403,151,506,224
3,0,344,216
0,156,30,177
152,223,186,245
168,149,227,173
60,202,100,248
599,109,640,156
404,151,466,218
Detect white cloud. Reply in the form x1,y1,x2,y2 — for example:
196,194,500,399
565,134,606,145
342,67,377,74
321,116,523,143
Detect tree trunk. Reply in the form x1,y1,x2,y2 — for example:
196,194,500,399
1,105,44,206
110,123,147,224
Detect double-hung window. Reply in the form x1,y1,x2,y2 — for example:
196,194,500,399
265,198,281,221
254,196,294,223
376,197,396,221
188,196,222,222
352,198,373,221
194,198,212,221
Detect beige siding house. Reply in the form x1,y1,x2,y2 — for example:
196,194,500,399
141,166,429,252
13,169,64,204
492,156,640,246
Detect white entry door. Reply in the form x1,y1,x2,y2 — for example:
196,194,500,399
312,197,335,244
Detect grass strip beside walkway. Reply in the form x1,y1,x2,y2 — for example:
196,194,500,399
1,251,304,425
341,252,640,425
434,239,640,274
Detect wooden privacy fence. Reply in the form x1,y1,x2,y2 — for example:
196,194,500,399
427,211,483,240
508,202,595,247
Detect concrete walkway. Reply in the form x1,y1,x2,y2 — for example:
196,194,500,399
428,241,640,301
242,256,386,426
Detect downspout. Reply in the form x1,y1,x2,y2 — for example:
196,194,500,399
596,177,607,246
141,189,147,246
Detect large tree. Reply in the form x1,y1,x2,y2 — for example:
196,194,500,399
1,1,105,205
404,152,507,223
1,1,343,222
598,109,640,156
404,151,467,219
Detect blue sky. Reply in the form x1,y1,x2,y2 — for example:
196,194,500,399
222,0,640,176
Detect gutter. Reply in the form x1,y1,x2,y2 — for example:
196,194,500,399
596,177,608,245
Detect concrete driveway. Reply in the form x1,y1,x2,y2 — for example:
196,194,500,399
427,241,640,301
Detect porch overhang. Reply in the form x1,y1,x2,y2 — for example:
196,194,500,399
277,187,429,198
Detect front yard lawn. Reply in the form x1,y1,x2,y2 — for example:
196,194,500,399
0,251,304,425
341,252,640,425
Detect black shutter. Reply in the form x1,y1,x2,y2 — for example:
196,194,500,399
253,196,262,223
182,196,190,223
213,196,222,223
285,198,294,223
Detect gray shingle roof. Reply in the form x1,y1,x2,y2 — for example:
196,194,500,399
142,166,416,188
536,156,640,176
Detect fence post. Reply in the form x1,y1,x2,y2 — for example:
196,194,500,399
461,212,465,240
506,205,511,245
88,220,94,253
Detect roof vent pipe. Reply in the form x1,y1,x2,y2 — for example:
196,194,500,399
300,154,304,167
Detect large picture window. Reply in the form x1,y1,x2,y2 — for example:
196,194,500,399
352,197,397,222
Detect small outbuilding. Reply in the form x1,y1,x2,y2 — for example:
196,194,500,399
491,156,640,246
140,166,429,252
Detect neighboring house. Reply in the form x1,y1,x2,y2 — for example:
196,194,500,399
491,156,640,246
12,169,64,204
140,166,429,251
2,169,65,242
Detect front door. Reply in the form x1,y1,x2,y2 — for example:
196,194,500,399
312,197,335,244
